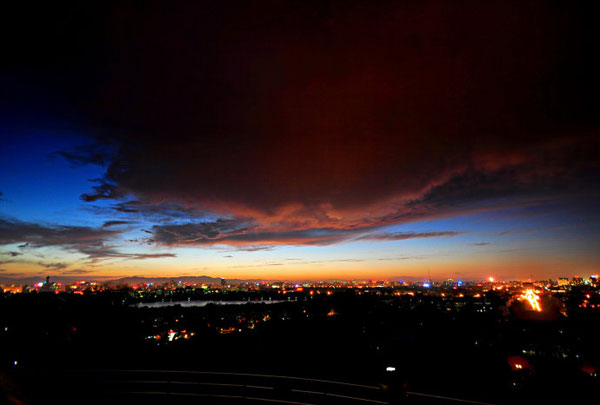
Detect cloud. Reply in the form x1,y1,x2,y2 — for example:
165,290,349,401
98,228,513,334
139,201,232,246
0,260,16,265
7,1,600,250
472,242,491,246
0,218,175,263
1,251,22,257
69,0,597,224
356,231,463,242
102,220,133,228
61,269,93,275
74,245,176,263
89,200,210,222
129,253,176,260
37,262,68,270
230,246,275,252
148,216,466,248
0,272,26,277
51,140,116,167
233,262,284,268
0,218,122,256
492,230,535,236
80,179,124,202
152,220,368,247
302,258,364,265
152,219,248,245
70,134,599,250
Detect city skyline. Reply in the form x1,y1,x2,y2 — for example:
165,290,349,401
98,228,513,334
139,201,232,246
1,1,599,282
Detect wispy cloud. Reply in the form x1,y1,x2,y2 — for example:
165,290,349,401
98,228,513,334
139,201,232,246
0,218,175,263
356,231,463,242
37,262,68,270
231,246,276,252
0,272,26,277
52,141,116,167
378,256,424,261
61,269,93,275
232,262,284,268
128,253,176,260
492,229,535,236
1,251,22,257
0,218,122,253
102,220,134,228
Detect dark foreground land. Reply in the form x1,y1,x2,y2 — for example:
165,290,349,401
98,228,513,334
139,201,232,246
1,288,599,404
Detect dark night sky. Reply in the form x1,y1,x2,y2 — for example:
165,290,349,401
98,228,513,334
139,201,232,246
1,1,599,281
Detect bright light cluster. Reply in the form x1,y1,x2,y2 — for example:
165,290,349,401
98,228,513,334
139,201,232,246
521,289,542,312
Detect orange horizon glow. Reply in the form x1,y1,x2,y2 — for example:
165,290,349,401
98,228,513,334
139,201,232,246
1,235,598,283
2,262,597,283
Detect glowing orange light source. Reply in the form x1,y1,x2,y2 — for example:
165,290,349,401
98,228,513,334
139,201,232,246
507,355,531,371
521,289,542,312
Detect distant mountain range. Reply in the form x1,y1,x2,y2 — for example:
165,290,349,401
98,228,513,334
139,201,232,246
105,275,268,285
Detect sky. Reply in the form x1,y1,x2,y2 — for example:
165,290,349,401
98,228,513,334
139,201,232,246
1,1,599,282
